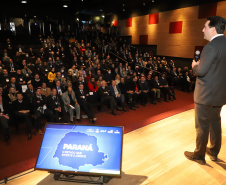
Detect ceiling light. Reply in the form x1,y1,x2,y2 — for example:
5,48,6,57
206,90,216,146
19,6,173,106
63,4,68,8
102,15,105,18
152,0,154,2
21,0,27,3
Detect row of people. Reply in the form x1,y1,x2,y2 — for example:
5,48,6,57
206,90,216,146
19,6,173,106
0,72,176,142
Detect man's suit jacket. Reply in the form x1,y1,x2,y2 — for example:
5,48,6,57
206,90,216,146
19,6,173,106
193,35,226,106
98,86,111,99
138,81,149,91
46,94,64,112
76,89,89,104
61,91,78,112
109,85,121,98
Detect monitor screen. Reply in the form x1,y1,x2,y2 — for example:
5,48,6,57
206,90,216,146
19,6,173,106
35,123,123,177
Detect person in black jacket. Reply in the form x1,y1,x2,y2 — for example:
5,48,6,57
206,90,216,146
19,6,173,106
0,95,10,142
76,84,96,123
138,76,149,106
13,92,32,140
158,74,173,102
98,80,117,115
46,88,67,122
32,88,54,134
124,76,138,110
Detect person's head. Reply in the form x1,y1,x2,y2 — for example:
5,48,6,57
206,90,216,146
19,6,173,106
90,77,95,83
51,68,55,72
115,74,120,80
42,82,47,88
36,88,41,95
56,80,61,87
28,83,33,90
133,76,138,82
17,92,23,101
154,75,159,80
120,77,125,83
98,75,103,81
11,77,16,84
0,86,3,94
3,69,8,75
97,70,101,75
56,72,61,78
147,74,152,79
72,65,76,70
112,80,116,86
79,84,84,90
78,76,83,82
9,87,16,94
17,69,22,75
67,86,73,94
52,88,57,96
34,74,40,79
101,80,106,87
140,76,145,82
203,16,226,41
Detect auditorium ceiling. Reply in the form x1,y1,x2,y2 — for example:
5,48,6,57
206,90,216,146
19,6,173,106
0,0,223,20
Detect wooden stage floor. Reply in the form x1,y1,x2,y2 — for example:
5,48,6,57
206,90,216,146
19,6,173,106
4,106,226,185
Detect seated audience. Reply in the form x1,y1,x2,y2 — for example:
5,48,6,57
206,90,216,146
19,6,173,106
61,86,81,123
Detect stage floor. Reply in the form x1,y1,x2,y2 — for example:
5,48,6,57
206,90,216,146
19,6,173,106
4,106,226,185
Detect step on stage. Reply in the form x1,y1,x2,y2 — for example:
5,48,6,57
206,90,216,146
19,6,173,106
4,106,226,185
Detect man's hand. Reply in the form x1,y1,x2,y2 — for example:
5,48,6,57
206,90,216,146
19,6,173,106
3,115,9,119
192,59,200,69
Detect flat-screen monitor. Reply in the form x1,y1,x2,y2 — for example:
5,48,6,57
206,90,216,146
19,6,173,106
35,123,123,177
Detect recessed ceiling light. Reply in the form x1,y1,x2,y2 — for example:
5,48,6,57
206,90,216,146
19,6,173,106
21,0,27,3
63,4,68,8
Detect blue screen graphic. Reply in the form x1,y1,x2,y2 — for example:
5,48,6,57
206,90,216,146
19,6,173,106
35,124,123,176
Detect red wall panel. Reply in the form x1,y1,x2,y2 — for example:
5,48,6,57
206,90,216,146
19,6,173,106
149,13,159,25
198,2,217,19
126,18,132,27
169,21,183,34
114,20,118,27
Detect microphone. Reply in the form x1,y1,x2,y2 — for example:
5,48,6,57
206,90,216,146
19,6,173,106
195,50,200,62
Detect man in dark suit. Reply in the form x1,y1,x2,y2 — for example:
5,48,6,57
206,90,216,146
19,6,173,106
185,16,226,165
32,88,54,134
98,80,117,115
46,88,67,123
76,84,96,123
110,80,126,111
13,92,32,140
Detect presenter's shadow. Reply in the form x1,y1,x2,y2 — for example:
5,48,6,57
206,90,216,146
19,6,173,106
37,172,148,185
216,158,226,170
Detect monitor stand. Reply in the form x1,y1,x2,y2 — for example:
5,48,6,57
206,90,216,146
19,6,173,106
53,173,113,185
